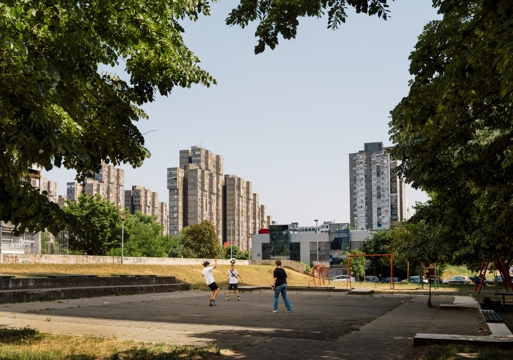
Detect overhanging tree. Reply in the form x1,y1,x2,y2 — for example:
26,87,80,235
1,0,215,234
388,1,513,263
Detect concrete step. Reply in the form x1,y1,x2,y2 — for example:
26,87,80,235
1,276,179,290
349,289,375,295
0,283,188,303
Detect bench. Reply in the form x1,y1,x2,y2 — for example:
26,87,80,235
111,274,157,277
482,310,503,323
495,292,513,307
0,275,15,279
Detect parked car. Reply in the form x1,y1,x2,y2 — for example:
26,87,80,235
485,276,504,284
469,276,486,286
382,277,399,283
330,256,343,266
364,276,379,283
442,275,471,284
332,275,356,282
409,276,429,284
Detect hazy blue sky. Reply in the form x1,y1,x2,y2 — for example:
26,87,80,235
48,0,437,226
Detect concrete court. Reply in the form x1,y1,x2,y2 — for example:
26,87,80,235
0,290,487,359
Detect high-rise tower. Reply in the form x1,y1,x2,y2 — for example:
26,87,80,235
349,142,409,230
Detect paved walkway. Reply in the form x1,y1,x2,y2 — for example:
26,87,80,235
0,290,488,359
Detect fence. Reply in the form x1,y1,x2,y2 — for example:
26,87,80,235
41,232,69,255
0,232,39,254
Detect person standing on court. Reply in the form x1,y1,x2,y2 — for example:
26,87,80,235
226,262,244,301
202,260,220,306
272,260,292,313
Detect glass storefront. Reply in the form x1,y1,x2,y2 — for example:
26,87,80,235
329,223,350,250
290,243,300,261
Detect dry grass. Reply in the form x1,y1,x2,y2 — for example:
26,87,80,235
0,263,498,292
0,326,220,359
0,263,313,290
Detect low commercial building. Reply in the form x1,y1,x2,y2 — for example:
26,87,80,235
251,223,365,266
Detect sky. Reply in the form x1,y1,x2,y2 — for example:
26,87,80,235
47,0,437,227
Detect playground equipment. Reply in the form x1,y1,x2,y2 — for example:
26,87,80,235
474,256,513,294
308,264,331,287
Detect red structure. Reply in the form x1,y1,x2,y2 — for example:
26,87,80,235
258,228,270,234
474,256,513,294
308,264,331,287
346,254,394,289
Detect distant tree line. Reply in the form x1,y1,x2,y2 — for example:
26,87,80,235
61,194,250,259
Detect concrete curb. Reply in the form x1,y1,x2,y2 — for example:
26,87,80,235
414,295,513,347
0,283,187,303
239,286,348,292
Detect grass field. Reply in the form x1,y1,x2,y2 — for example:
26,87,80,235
0,327,221,359
0,263,312,290
0,263,505,293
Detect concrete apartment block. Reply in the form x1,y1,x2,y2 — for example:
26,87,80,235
124,189,132,211
252,193,261,234
260,205,267,229
171,147,225,242
66,182,82,203
169,146,270,247
83,179,106,199
349,142,409,230
57,195,67,208
40,178,58,203
159,202,169,235
225,175,255,251
151,192,159,217
22,165,42,190
68,162,125,208
167,167,186,235
125,185,167,231
245,182,253,240
390,160,409,223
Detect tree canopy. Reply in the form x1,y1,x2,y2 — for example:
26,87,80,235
388,0,513,264
181,220,221,258
111,211,175,258
341,249,366,279
1,0,215,234
226,0,390,54
63,194,121,255
363,230,393,268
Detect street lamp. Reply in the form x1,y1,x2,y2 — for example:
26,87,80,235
230,220,233,259
315,219,319,264
120,213,127,264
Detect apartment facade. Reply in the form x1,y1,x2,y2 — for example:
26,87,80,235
125,185,169,235
168,146,270,249
66,162,125,208
40,177,58,203
168,147,224,239
349,142,409,230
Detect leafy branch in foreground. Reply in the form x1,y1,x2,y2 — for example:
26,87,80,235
1,0,216,234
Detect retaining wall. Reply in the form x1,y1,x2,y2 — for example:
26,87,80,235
0,276,179,290
0,254,248,266
0,254,306,273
